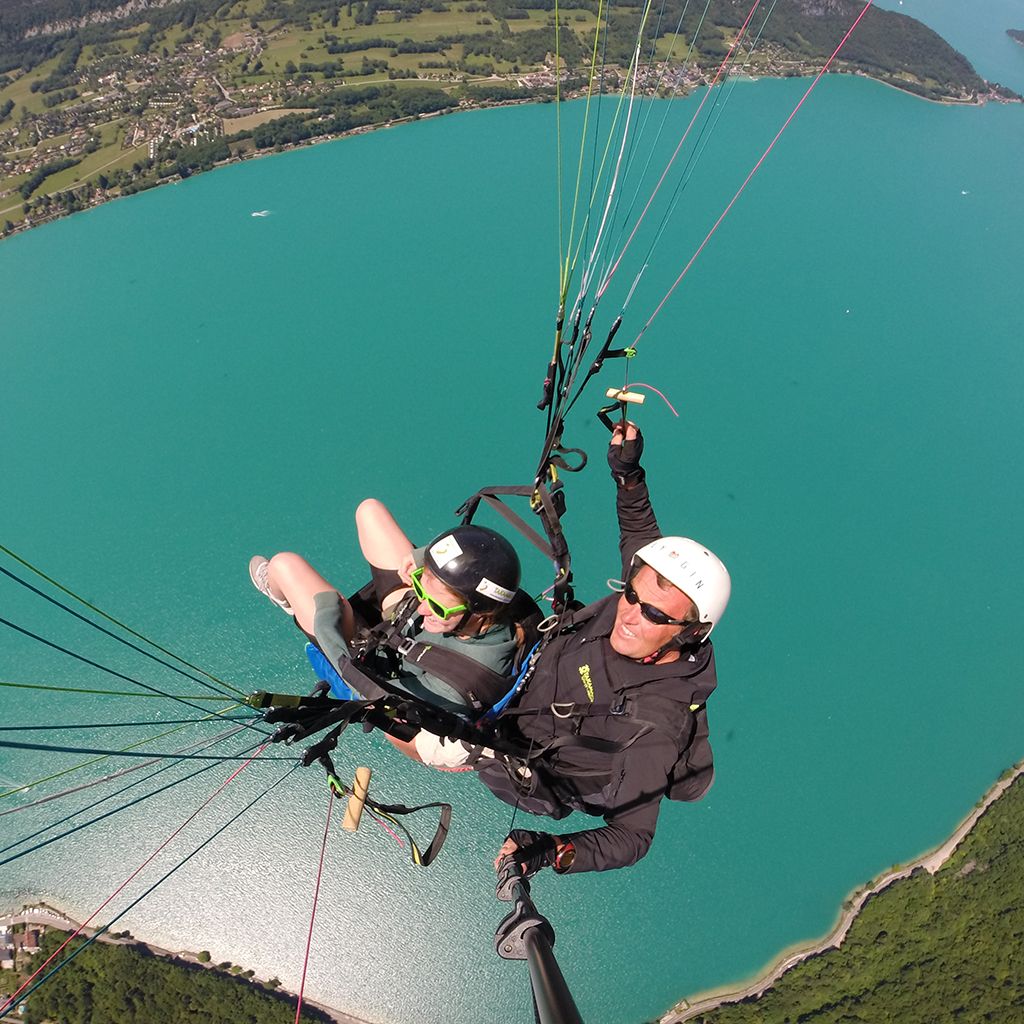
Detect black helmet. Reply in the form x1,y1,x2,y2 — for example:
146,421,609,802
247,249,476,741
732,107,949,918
423,525,521,613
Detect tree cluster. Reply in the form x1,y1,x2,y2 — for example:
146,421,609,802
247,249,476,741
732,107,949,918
19,155,79,198
156,135,231,177
41,86,78,106
465,81,550,101
7,931,334,1024
227,81,457,149
462,27,584,67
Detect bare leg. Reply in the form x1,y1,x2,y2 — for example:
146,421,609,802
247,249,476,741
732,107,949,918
267,552,354,640
355,498,415,611
356,498,414,567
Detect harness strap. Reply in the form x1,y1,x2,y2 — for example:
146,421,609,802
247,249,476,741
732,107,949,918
377,631,512,711
456,481,575,610
496,691,707,779
508,697,706,722
528,724,654,773
318,749,452,867
480,489,557,560
456,485,551,556
365,797,452,867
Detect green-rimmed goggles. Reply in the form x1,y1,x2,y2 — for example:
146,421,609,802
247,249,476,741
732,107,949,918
410,567,469,620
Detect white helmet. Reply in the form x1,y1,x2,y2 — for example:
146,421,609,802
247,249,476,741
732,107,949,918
632,536,731,639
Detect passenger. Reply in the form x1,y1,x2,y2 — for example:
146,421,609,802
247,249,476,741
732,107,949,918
248,502,522,716
409,423,731,875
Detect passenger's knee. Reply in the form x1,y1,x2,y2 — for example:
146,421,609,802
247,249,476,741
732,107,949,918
355,498,387,527
268,551,306,580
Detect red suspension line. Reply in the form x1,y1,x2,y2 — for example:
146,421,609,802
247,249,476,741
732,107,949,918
0,745,269,1018
633,0,876,345
294,791,335,1024
595,0,764,301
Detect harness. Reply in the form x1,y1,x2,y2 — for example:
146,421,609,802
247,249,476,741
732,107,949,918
481,600,717,805
331,586,544,715
247,689,454,867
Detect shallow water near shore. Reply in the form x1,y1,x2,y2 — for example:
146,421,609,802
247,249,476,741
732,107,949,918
2,69,1023,1024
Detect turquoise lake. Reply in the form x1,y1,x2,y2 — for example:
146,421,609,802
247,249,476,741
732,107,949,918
2,9,1024,1022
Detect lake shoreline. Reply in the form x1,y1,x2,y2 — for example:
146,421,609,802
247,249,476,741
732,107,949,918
661,759,1024,1023
2,67,1016,245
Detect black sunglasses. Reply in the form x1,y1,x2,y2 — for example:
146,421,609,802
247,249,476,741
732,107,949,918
623,580,693,627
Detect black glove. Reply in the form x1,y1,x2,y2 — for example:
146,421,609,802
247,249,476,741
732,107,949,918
607,428,645,486
506,829,558,876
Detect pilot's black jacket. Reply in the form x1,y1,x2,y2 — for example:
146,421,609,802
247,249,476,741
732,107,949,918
475,475,718,873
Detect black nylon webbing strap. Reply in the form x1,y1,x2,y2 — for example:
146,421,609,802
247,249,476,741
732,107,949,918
481,493,554,559
459,481,576,612
378,631,512,710
318,749,452,867
457,485,556,560
531,725,652,764
366,796,452,867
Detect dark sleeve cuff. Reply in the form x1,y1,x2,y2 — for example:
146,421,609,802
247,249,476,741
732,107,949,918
616,476,661,575
556,823,654,873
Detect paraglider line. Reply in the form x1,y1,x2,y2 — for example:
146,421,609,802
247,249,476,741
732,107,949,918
295,791,335,1024
0,725,245,820
625,382,680,417
0,543,244,695
634,0,876,345
0,744,275,1019
0,719,254,802
0,738,292,761
596,0,764,300
0,680,236,701
0,615,268,727
0,564,243,699
0,715,252,732
0,733,257,866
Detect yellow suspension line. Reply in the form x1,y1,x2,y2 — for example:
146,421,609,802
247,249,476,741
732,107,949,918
570,0,657,298
560,0,609,299
555,0,564,305
0,543,246,697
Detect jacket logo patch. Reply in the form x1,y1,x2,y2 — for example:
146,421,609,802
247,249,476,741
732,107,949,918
578,664,595,703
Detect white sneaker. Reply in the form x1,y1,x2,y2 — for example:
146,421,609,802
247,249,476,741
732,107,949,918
248,556,293,614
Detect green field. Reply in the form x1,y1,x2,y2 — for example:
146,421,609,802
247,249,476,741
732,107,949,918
0,0,992,237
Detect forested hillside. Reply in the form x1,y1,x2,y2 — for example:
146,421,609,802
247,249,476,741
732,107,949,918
684,772,1024,1024
1,930,334,1024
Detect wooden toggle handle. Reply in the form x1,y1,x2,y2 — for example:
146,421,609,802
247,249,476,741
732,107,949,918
605,388,646,405
342,766,372,832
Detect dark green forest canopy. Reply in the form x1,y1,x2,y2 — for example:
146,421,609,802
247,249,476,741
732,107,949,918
686,772,1024,1024
0,932,334,1024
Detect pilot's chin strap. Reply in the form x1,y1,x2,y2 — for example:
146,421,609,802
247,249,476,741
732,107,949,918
640,623,710,665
